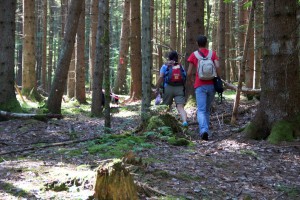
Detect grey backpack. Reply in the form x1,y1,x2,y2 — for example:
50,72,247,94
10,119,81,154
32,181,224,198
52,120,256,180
194,50,216,80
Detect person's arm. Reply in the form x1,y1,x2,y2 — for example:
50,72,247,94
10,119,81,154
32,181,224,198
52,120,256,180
187,62,195,85
214,59,222,77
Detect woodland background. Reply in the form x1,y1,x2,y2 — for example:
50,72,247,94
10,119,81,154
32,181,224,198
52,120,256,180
0,0,300,199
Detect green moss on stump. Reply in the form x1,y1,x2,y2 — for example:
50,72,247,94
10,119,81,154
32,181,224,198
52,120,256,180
146,116,165,131
268,120,295,144
0,98,22,112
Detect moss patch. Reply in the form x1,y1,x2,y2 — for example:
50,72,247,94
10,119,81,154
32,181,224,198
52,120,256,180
0,98,22,113
267,120,294,144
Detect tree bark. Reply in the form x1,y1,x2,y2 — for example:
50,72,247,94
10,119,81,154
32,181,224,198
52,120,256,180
185,0,205,98
141,0,152,122
130,0,142,100
170,0,176,50
47,0,84,114
94,160,138,200
218,0,226,79
22,0,40,101
89,0,99,90
249,0,300,138
253,0,263,89
114,0,130,95
100,0,111,128
0,0,21,112
231,3,254,124
75,1,87,104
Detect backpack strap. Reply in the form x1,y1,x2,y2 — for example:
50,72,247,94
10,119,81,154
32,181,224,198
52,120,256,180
206,50,213,59
193,50,203,60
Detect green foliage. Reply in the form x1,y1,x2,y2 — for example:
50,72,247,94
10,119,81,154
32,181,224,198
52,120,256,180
146,116,165,131
267,120,294,144
0,98,22,113
0,182,29,197
168,137,190,146
275,185,300,198
87,134,154,158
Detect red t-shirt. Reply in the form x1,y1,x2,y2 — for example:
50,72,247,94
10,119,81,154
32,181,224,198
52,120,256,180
187,48,218,89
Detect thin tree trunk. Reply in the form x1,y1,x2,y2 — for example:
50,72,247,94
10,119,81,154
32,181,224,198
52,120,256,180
253,0,263,89
170,0,176,50
22,0,40,100
231,3,254,124
75,1,86,103
47,0,84,114
130,0,142,100
89,0,98,90
47,0,55,92
114,0,130,94
41,0,47,90
185,0,205,98
100,0,111,128
218,0,226,79
141,0,152,122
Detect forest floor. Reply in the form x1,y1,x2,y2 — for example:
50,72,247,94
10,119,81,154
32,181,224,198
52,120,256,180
0,93,299,200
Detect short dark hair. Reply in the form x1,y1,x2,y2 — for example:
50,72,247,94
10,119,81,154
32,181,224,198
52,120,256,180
168,51,178,62
197,35,207,47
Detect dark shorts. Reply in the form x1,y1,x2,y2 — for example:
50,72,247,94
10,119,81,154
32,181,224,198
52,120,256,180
162,85,185,106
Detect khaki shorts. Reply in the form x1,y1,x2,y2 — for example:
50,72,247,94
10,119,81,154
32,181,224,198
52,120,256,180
162,85,185,106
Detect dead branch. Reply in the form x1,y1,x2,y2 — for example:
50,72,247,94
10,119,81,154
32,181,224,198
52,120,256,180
0,135,103,156
188,104,257,126
135,181,166,197
0,110,62,120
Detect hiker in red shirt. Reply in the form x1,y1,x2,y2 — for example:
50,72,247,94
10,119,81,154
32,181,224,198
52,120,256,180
187,35,222,140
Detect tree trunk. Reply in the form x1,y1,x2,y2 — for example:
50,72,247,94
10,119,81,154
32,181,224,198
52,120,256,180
170,0,176,50
89,0,99,90
218,0,226,79
225,3,230,82
47,0,84,114
47,0,55,92
41,0,47,90
67,49,75,98
253,0,263,89
114,0,130,95
130,0,142,100
141,0,152,122
185,0,204,98
231,3,254,124
91,0,108,117
100,0,111,128
22,0,40,101
0,0,21,112
75,1,87,104
248,0,300,138
94,159,138,200
177,0,182,54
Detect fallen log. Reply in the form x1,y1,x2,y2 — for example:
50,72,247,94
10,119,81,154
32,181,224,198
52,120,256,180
223,81,261,95
0,135,102,156
0,110,62,120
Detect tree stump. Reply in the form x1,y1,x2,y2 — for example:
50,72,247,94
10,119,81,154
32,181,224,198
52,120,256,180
94,159,138,200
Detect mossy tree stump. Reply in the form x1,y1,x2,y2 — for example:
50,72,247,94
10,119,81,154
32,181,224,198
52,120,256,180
94,159,138,200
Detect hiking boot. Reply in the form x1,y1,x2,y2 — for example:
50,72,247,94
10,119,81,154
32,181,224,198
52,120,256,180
201,132,208,141
182,122,188,127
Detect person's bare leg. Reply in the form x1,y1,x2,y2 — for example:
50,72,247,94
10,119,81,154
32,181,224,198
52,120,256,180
176,104,187,125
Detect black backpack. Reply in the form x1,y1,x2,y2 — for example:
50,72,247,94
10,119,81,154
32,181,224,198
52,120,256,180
213,76,224,103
